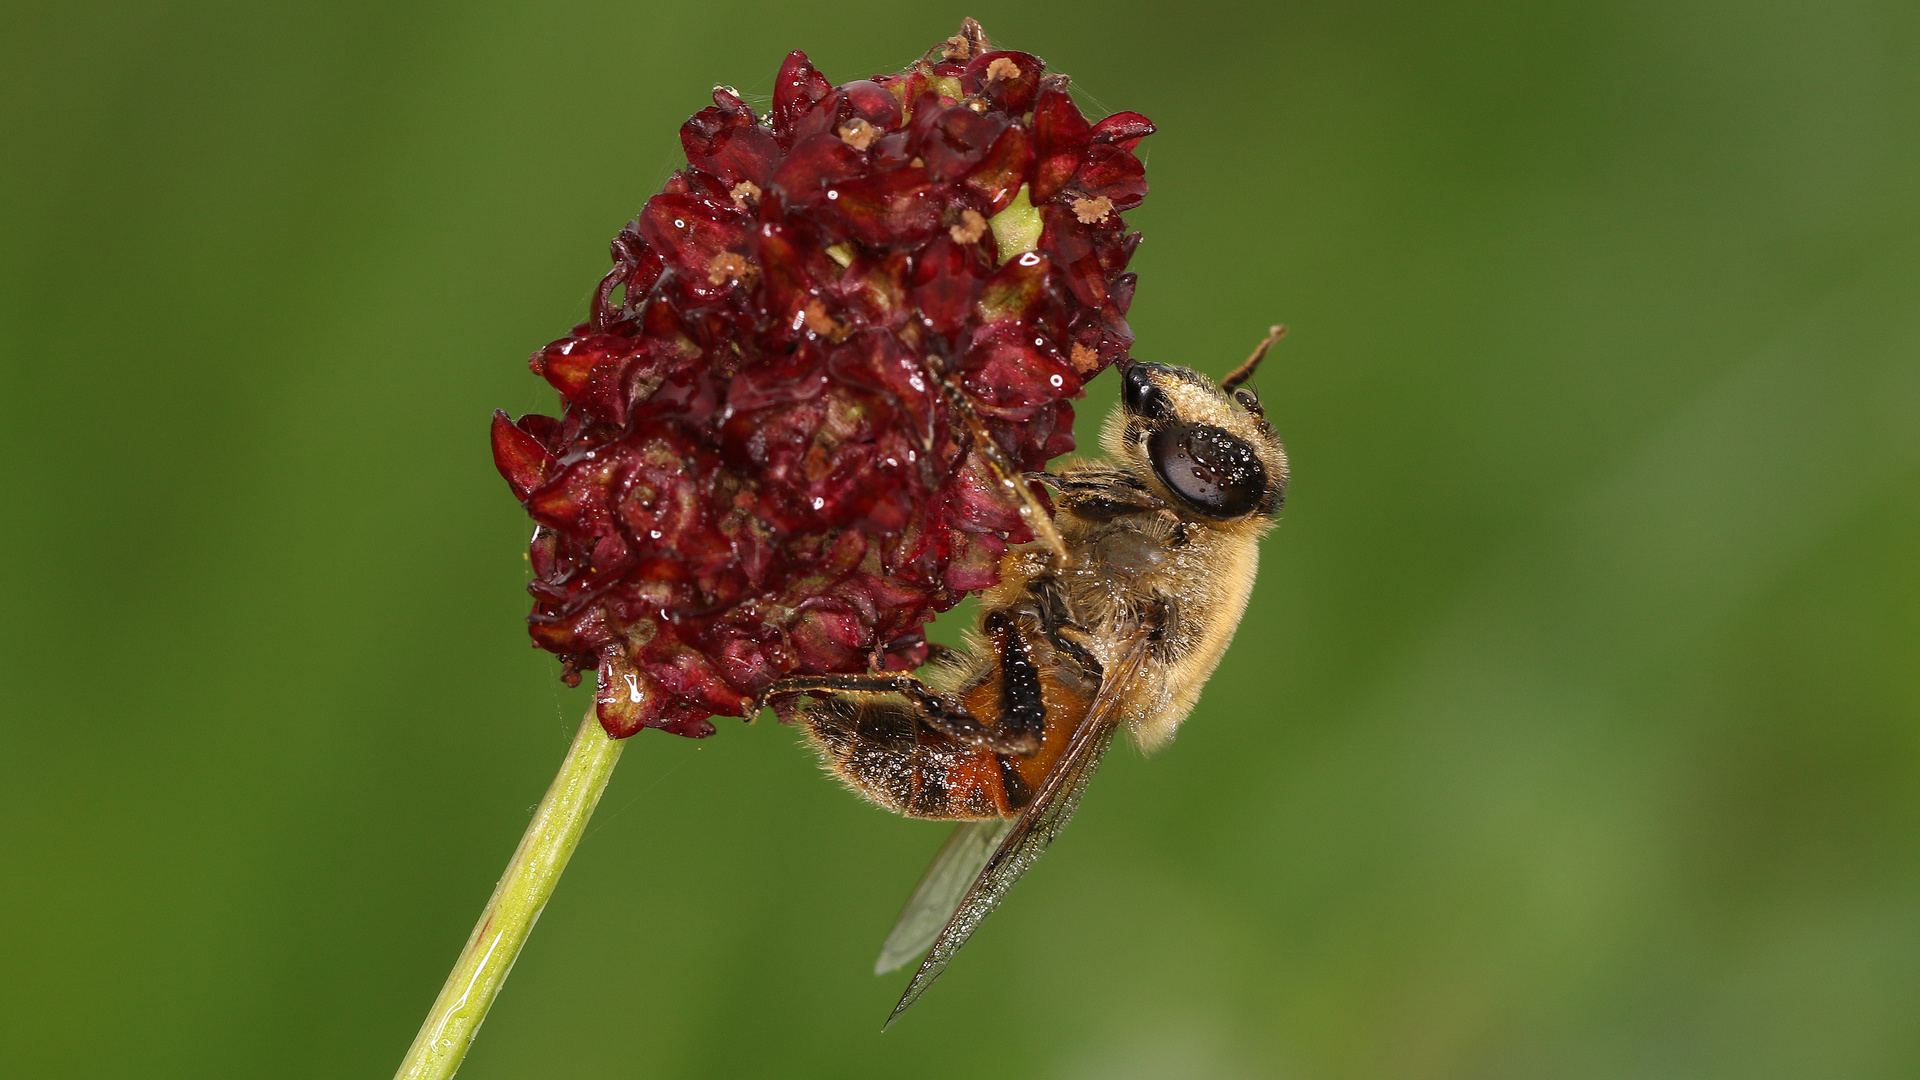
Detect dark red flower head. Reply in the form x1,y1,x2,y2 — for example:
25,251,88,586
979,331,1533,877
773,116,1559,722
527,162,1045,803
493,21,1152,738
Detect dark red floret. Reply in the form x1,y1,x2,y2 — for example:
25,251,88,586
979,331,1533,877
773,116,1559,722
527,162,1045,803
493,23,1152,738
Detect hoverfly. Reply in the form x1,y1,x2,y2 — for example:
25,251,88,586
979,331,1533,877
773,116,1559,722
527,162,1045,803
758,327,1289,1024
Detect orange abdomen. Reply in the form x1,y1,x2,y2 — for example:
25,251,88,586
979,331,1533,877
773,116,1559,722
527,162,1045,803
804,666,1093,820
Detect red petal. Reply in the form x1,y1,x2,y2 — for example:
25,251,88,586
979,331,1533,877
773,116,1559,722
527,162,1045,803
1072,143,1148,210
652,707,718,739
710,631,779,695
1091,111,1155,151
750,220,834,336
962,51,1044,113
910,236,986,340
957,323,1080,415
531,333,632,398
613,430,717,551
829,249,913,330
904,89,946,155
771,132,868,210
529,604,610,656
1030,83,1092,203
840,79,903,129
1037,401,1078,459
491,411,555,500
580,349,639,425
1041,200,1096,259
697,125,780,187
516,413,563,453
770,50,831,143
790,602,867,672
790,88,847,144
826,329,939,440
527,453,620,536
945,454,1026,533
651,646,752,718
1061,253,1109,307
976,250,1051,323
636,192,749,287
961,122,1033,214
869,129,914,169
726,340,830,411
943,530,1005,591
922,107,1009,183
824,164,942,247
596,647,664,738
680,98,752,164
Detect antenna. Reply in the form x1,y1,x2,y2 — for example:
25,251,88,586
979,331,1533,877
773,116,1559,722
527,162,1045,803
1220,324,1287,392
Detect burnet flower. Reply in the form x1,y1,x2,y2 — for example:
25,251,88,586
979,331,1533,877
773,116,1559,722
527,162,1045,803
491,22,1152,739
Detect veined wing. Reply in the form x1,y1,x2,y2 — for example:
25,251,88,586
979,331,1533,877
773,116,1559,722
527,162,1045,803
874,818,1014,975
883,634,1153,1028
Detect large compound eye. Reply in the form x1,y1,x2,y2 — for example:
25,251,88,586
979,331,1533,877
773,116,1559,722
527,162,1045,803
1149,423,1267,518
1121,363,1172,419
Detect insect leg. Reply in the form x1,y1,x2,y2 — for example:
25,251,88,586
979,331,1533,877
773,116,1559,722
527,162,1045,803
980,612,1046,757
932,375,1070,566
757,672,1035,756
1036,469,1165,521
1027,577,1105,683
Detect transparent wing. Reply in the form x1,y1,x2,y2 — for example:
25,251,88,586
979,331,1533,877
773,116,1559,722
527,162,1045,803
874,818,1014,975
883,635,1153,1028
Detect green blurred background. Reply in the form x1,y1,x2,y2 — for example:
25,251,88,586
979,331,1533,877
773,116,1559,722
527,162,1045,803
4,0,1918,1076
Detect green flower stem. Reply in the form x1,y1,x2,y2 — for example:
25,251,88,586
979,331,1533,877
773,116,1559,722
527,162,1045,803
394,706,625,1080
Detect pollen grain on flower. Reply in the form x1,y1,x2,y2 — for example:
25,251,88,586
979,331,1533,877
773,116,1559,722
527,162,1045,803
1072,196,1114,224
836,118,879,151
490,25,1153,740
985,57,1021,83
707,252,752,286
948,209,988,245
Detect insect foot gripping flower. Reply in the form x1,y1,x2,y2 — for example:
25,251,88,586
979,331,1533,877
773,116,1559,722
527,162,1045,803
491,20,1153,740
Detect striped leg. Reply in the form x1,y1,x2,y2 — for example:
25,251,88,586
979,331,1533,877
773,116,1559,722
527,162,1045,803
759,612,1049,758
